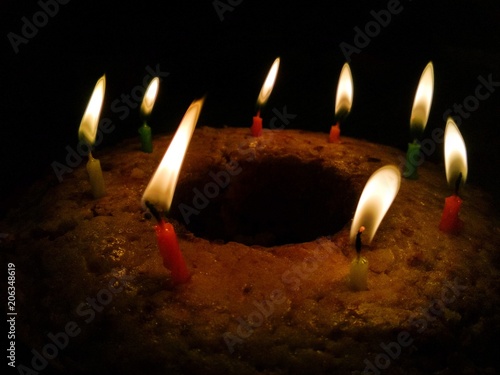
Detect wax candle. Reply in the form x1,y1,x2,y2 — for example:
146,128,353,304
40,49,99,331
155,220,190,284
329,122,340,143
349,166,401,291
139,77,159,153
86,152,106,198
349,227,368,291
403,141,421,179
439,118,467,234
78,75,107,199
329,63,353,144
138,123,153,153
250,57,280,137
251,111,263,137
142,98,205,285
439,194,463,234
403,61,434,179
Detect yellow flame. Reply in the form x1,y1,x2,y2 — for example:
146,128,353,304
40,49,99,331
444,117,468,186
142,98,204,212
257,57,280,107
410,61,434,135
350,165,401,244
335,63,353,117
141,77,160,117
78,75,106,146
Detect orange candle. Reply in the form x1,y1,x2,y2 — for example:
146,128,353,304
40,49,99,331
330,63,353,144
155,220,190,284
329,122,340,143
250,57,280,137
251,110,263,137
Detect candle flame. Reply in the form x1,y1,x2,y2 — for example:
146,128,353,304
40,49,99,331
350,165,401,244
444,117,468,187
335,62,353,120
410,61,434,136
257,57,280,107
78,75,106,146
142,98,205,212
141,77,160,117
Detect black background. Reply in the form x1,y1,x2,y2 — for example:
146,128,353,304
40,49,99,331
1,0,499,215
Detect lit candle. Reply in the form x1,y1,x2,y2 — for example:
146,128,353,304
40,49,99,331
439,118,468,234
139,77,160,153
350,226,368,291
349,165,401,291
86,153,106,198
78,75,106,199
142,98,205,285
329,62,353,143
251,57,280,137
403,61,434,179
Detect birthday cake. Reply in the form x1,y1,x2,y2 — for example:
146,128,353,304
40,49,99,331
2,126,499,375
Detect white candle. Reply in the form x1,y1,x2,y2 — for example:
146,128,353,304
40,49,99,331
349,255,368,291
86,153,106,198
78,75,106,199
348,166,401,291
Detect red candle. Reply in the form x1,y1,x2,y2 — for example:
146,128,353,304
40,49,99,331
330,63,353,144
439,118,467,235
438,194,463,234
329,122,340,143
155,220,190,284
251,110,263,137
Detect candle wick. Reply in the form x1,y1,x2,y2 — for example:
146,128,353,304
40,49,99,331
355,226,365,254
145,201,163,224
454,173,463,196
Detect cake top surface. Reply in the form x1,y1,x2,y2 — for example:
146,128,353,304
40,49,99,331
1,126,499,374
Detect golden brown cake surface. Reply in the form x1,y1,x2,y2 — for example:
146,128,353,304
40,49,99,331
2,126,499,374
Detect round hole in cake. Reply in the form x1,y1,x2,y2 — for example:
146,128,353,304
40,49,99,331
170,156,357,247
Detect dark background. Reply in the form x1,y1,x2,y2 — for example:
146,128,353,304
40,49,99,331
1,0,499,215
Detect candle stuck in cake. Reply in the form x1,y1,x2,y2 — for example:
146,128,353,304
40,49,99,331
349,165,401,290
139,77,159,153
330,62,353,143
251,57,280,137
142,98,205,284
78,74,107,199
403,61,434,179
439,117,468,234
350,226,368,291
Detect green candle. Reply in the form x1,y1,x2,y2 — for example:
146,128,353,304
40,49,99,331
138,122,153,153
140,77,160,153
403,141,422,179
404,62,434,180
